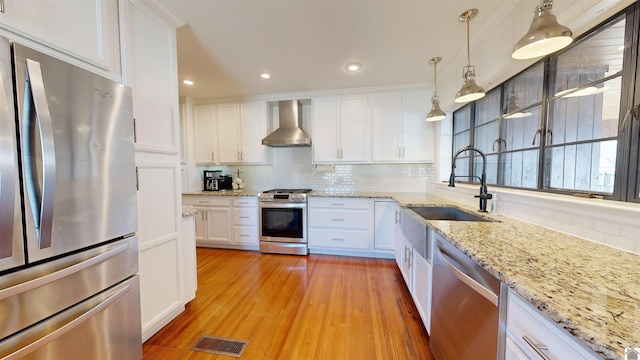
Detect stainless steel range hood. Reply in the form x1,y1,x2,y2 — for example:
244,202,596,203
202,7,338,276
262,100,311,147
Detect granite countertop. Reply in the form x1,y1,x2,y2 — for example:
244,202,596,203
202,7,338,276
182,190,639,358
183,190,261,197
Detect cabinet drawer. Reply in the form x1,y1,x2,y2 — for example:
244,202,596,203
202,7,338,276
233,226,258,245
183,196,231,207
308,197,371,210
233,208,257,225
308,229,369,250
233,197,257,207
506,290,598,359
309,208,370,229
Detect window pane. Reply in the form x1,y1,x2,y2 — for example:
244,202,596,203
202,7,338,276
553,15,625,95
502,105,542,151
476,89,500,126
549,77,621,145
454,106,471,134
474,121,500,155
474,154,498,185
503,62,544,111
453,131,470,152
545,140,617,194
502,150,538,189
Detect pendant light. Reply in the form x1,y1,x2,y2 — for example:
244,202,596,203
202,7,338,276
504,91,532,119
512,0,573,60
426,57,446,122
454,9,485,104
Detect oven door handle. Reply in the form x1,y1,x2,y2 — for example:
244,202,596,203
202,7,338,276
258,203,306,209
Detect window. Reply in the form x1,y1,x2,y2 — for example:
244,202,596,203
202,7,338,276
451,5,640,203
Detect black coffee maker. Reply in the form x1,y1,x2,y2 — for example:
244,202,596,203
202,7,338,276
203,170,222,191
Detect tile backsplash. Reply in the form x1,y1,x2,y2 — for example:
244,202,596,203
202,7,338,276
195,146,435,193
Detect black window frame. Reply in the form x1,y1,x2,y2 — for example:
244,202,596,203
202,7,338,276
451,3,640,204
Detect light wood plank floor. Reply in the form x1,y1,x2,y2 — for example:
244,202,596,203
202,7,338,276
143,248,434,359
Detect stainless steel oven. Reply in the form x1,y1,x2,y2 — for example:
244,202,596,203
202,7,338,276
258,189,312,255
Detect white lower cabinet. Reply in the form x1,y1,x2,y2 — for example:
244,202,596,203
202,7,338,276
308,198,392,257
183,195,258,250
504,287,600,360
374,201,396,250
232,197,259,246
395,206,432,333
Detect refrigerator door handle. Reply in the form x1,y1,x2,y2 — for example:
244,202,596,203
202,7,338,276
24,58,56,249
0,68,16,259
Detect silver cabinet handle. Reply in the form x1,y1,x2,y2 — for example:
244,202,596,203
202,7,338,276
436,242,499,305
336,148,340,159
331,203,345,206
211,151,215,161
394,210,400,224
331,218,345,221
24,59,56,249
331,238,345,241
404,246,409,264
0,242,128,300
0,64,16,259
522,335,550,360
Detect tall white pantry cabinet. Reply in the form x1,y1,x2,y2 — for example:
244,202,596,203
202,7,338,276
119,0,190,342
0,0,193,344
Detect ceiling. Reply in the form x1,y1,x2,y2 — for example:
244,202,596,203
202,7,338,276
158,0,529,101
157,0,636,106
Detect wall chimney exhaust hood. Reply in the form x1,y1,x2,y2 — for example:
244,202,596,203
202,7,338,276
262,100,311,147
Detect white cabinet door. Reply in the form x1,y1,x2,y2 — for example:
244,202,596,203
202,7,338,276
193,208,207,242
0,0,120,77
123,1,178,154
206,207,232,244
401,90,435,163
413,251,432,333
312,97,340,162
217,104,242,163
374,201,396,250
239,102,268,164
193,104,217,164
339,95,368,162
371,93,402,162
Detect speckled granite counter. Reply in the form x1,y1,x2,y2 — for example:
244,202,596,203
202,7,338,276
183,190,638,358
182,190,261,197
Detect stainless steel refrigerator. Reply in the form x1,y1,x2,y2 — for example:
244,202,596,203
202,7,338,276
0,36,141,358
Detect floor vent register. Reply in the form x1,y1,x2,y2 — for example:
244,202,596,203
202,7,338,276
191,335,249,357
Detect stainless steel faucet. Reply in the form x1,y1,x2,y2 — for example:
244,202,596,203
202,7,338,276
449,145,493,212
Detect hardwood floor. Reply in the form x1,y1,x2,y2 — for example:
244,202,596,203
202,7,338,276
143,248,434,359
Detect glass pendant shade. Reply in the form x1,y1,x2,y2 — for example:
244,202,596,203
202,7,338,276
426,96,446,121
454,9,485,104
512,0,573,60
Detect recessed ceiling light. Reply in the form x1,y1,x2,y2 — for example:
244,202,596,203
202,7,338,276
182,80,194,86
345,63,362,72
260,73,271,79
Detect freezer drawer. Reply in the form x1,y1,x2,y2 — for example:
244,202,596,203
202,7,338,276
0,275,141,359
0,236,138,341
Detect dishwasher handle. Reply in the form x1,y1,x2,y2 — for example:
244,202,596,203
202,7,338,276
436,242,499,306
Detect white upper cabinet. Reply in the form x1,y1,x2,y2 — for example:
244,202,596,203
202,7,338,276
312,95,368,163
217,102,268,164
193,104,218,164
371,90,435,163
0,0,120,78
121,1,178,154
371,92,402,162
401,89,435,163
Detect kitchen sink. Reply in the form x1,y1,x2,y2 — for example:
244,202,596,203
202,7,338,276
408,206,492,222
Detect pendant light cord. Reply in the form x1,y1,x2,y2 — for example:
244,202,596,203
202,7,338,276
466,19,471,66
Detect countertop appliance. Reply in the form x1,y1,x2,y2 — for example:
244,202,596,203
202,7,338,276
203,170,221,191
218,174,233,190
0,36,141,358
258,189,312,255
430,234,500,360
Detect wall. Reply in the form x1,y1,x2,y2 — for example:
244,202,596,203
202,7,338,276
196,147,435,193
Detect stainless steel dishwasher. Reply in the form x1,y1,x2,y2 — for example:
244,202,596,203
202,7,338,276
430,233,501,360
